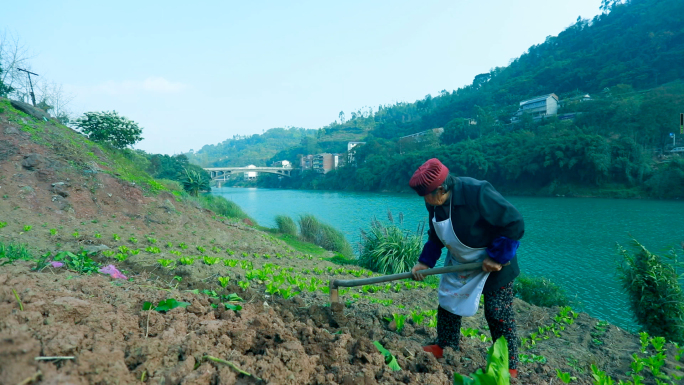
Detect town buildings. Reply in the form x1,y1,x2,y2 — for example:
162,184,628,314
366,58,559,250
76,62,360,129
312,153,342,174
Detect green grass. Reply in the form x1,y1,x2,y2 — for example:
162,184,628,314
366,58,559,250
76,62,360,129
0,242,33,264
357,216,423,275
190,194,255,222
277,234,326,255
513,274,576,308
324,253,359,266
298,214,353,257
617,240,684,343
275,215,298,236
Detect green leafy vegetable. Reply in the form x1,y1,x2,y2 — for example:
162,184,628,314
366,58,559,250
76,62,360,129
154,298,191,312
453,337,509,385
373,341,402,371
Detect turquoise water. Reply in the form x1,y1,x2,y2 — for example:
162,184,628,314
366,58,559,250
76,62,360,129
212,187,684,331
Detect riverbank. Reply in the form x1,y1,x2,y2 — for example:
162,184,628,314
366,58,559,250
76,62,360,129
211,187,684,332
221,177,658,200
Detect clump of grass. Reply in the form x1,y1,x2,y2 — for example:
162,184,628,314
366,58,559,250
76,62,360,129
189,194,255,222
298,214,353,257
357,212,423,275
513,274,575,308
617,239,684,343
275,215,298,236
0,242,33,264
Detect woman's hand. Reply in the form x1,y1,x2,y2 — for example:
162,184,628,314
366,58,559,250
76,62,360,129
482,256,503,272
411,262,430,281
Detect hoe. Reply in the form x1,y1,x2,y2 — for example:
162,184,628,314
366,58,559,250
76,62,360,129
329,262,484,306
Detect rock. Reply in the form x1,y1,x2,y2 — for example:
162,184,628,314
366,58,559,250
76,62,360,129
10,100,51,120
21,153,49,171
51,195,71,211
4,126,19,135
51,183,69,197
83,244,110,253
162,199,175,212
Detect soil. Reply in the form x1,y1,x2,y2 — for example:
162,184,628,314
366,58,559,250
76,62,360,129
1,99,683,384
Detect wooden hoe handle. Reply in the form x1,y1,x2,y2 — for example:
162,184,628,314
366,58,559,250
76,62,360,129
329,262,484,303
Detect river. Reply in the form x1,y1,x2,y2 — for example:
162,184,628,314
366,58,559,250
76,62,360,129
211,187,684,331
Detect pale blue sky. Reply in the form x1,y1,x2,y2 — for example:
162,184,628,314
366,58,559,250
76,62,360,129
3,0,603,154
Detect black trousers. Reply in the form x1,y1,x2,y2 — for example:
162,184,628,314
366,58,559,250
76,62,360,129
436,281,519,369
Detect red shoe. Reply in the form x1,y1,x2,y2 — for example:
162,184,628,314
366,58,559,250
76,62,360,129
509,369,518,378
422,344,444,359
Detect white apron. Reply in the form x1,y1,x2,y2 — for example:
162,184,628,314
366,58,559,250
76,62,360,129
434,196,490,317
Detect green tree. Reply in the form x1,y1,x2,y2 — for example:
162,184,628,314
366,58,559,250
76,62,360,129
181,167,210,197
73,111,143,149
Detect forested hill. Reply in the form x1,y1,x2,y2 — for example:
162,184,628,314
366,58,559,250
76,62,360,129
364,0,684,139
192,0,684,198
186,127,315,167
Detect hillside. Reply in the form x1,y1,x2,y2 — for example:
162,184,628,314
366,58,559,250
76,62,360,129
187,127,316,168
1,98,683,384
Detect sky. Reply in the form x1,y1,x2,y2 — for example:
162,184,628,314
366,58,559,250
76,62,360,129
2,0,604,155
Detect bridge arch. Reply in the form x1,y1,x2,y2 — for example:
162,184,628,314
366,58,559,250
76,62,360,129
204,166,293,179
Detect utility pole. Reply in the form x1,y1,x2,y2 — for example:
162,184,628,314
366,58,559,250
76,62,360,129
17,68,39,106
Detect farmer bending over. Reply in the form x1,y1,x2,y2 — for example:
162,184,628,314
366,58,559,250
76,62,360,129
409,158,524,378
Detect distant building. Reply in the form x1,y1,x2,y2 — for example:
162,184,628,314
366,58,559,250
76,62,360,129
511,93,559,123
244,165,258,180
347,142,366,165
312,153,342,174
300,155,314,169
272,160,292,168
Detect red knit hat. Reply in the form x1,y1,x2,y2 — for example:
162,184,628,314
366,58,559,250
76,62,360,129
409,158,449,196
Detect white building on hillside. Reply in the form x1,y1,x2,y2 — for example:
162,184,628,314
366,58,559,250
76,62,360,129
511,93,559,123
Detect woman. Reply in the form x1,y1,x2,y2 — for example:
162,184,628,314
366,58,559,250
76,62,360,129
409,158,524,378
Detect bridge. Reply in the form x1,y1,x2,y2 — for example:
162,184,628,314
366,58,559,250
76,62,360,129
204,166,293,180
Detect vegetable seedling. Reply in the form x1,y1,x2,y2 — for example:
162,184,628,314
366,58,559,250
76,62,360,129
218,276,230,288
143,298,190,312
373,341,401,371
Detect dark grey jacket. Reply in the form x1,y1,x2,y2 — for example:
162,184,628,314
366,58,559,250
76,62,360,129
425,177,524,293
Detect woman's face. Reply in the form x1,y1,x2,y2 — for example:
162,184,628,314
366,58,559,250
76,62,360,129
424,187,450,206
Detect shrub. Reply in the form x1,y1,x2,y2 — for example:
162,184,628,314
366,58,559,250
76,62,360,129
156,178,184,192
275,215,297,236
617,239,684,343
73,111,143,149
513,274,575,308
357,214,423,275
298,214,353,257
181,167,211,197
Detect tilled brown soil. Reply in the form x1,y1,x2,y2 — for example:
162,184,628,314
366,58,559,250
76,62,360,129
2,259,683,385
